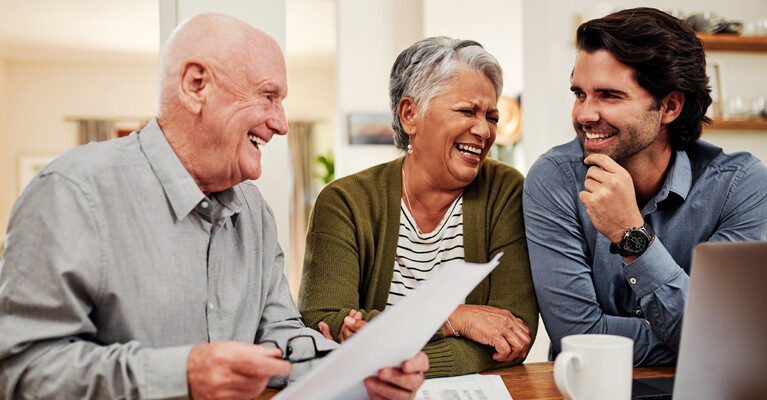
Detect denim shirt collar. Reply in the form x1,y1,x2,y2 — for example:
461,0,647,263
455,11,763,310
644,150,692,213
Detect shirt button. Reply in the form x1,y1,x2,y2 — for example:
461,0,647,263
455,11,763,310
635,309,643,316
629,277,637,285
208,303,215,310
200,201,209,209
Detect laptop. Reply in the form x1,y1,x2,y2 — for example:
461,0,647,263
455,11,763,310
633,241,767,400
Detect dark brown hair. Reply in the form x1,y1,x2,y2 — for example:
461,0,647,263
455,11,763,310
576,7,712,150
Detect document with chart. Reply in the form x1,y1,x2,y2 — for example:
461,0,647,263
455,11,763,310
415,374,513,400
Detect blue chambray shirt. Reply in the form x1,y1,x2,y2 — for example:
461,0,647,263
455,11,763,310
523,137,767,366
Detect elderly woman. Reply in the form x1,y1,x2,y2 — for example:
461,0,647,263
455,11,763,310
298,37,537,377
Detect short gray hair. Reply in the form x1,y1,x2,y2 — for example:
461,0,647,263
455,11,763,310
389,36,503,150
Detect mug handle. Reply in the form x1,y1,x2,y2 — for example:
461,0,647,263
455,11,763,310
553,351,582,400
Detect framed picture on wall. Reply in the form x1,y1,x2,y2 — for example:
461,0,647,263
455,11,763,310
17,153,58,195
347,113,395,145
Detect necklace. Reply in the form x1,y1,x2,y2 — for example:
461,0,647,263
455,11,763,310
401,167,423,234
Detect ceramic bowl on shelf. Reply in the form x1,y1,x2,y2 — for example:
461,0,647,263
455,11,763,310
687,12,727,33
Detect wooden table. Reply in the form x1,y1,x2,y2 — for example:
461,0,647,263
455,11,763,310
484,362,674,400
255,362,675,399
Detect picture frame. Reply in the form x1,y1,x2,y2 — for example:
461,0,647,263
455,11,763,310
706,63,723,119
347,113,395,145
17,153,58,195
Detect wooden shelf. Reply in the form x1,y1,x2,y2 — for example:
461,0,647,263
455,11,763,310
697,33,767,53
706,119,767,131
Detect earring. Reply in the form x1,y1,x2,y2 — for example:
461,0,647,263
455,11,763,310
407,143,413,155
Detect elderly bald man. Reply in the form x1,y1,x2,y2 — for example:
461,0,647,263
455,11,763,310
0,13,427,400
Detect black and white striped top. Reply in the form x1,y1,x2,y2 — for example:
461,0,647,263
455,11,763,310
386,195,465,307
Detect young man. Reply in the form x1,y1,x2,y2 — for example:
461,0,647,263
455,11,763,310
523,7,767,365
0,13,427,399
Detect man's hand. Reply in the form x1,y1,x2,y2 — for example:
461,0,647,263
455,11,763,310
318,309,367,343
449,304,531,362
579,154,644,243
187,341,292,400
364,351,429,400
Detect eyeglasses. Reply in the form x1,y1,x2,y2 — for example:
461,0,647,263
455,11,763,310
260,334,333,364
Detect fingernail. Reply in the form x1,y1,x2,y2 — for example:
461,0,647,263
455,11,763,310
345,316,355,324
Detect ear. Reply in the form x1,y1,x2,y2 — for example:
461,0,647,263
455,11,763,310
659,91,685,125
397,97,420,136
179,61,209,115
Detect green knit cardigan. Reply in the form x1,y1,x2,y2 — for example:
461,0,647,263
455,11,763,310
298,157,538,377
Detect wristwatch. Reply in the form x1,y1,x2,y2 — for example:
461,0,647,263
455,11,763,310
609,223,655,257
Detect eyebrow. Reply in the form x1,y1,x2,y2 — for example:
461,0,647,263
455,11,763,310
461,101,498,114
261,83,287,99
570,86,628,97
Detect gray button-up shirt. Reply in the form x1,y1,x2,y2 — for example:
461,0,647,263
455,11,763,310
523,137,767,366
0,119,334,399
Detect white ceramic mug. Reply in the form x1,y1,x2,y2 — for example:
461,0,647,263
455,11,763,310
553,334,634,400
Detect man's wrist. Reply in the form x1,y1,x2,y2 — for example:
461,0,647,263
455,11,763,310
610,223,655,258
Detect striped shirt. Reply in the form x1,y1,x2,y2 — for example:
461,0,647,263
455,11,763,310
387,195,465,307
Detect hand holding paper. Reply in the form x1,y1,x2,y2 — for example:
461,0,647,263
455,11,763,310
274,254,503,400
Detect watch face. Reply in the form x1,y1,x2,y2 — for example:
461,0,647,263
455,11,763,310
625,230,649,254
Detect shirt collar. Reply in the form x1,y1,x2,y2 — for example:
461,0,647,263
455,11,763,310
139,119,243,222
213,187,243,222
138,118,207,221
654,149,693,204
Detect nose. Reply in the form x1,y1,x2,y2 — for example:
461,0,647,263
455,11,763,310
574,97,600,125
470,117,493,140
267,103,288,136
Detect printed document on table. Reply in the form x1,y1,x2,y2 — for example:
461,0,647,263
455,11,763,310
274,254,503,400
414,374,513,400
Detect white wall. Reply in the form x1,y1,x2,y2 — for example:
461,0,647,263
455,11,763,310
334,0,422,177
1,58,156,233
286,64,336,164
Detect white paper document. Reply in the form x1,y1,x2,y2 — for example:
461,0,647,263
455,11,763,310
274,254,502,400
415,374,513,400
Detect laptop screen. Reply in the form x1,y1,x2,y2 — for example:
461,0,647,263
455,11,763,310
673,241,767,400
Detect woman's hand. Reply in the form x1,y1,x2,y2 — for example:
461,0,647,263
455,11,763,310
448,304,531,362
318,309,367,343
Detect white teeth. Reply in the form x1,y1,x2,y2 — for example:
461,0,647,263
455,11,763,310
457,144,482,155
586,132,612,140
248,134,266,147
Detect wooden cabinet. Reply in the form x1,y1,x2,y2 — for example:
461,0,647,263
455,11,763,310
698,33,767,132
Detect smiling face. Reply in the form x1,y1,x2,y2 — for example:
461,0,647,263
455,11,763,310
201,40,288,186
570,50,667,166
408,68,498,190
